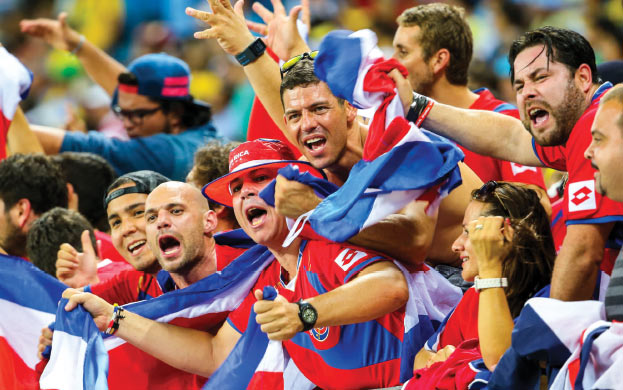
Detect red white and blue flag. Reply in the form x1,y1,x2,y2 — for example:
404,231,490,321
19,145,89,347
0,46,32,159
0,255,65,390
38,244,275,390
307,29,463,243
489,297,623,390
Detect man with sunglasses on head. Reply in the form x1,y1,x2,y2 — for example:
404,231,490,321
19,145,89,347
20,15,217,181
185,0,483,273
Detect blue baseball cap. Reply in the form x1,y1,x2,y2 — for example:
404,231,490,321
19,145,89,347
112,53,210,110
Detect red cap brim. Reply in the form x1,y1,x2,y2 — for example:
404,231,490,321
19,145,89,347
202,160,326,207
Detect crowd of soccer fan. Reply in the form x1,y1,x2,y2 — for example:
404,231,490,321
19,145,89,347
1,0,622,388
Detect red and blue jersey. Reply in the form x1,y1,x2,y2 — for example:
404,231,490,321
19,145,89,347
228,239,405,389
532,83,623,274
463,88,546,188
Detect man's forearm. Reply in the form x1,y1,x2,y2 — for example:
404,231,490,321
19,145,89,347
115,310,219,377
423,103,541,167
76,39,126,96
307,261,409,327
348,201,436,266
550,223,613,301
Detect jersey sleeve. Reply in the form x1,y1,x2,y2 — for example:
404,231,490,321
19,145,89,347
89,270,161,305
308,241,390,287
563,109,623,225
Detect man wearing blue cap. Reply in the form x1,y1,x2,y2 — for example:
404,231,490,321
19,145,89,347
20,14,217,181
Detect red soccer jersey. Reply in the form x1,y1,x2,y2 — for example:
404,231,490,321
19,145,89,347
533,83,623,274
95,258,134,284
228,239,405,389
462,88,546,188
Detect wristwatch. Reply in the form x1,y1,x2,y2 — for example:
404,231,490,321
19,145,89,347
295,300,318,332
235,38,267,66
474,276,508,292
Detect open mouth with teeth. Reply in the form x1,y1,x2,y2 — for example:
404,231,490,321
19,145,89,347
528,107,549,127
158,235,181,257
127,240,146,256
303,136,327,154
246,207,267,227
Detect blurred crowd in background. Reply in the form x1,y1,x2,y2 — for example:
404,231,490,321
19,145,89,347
0,0,621,145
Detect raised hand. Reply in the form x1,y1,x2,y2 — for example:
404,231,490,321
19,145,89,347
274,175,321,218
247,0,310,60
20,12,82,52
186,0,255,56
55,230,99,288
467,216,513,276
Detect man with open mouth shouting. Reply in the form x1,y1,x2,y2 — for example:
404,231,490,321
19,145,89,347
61,139,413,389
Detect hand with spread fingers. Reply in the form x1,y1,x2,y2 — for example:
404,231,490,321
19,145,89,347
246,0,310,60
467,216,513,276
20,12,82,52
186,0,255,56
253,289,302,340
274,175,321,218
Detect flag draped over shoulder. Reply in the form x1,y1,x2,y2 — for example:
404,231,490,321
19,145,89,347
0,47,33,159
489,298,623,390
260,165,462,384
0,254,66,390
39,244,275,390
308,29,463,242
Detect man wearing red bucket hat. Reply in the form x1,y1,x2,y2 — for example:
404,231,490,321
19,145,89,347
63,138,410,388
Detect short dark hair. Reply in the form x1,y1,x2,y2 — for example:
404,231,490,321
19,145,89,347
397,4,473,85
509,26,599,85
188,141,241,229
280,59,345,107
52,152,116,232
27,207,96,278
0,154,67,214
471,182,555,318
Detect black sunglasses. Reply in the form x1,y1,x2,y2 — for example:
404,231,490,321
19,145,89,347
473,181,511,216
113,105,162,125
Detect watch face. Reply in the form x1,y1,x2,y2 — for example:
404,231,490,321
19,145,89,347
302,307,316,323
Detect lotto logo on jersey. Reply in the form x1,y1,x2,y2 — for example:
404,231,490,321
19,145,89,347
334,249,368,272
510,162,537,176
568,180,597,212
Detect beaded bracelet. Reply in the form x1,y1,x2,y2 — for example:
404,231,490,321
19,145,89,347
105,304,125,335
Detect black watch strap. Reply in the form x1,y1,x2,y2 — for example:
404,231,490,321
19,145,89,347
406,91,435,127
235,38,267,66
296,300,318,332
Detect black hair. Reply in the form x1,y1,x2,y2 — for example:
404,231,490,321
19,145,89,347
0,154,67,214
509,26,599,85
52,152,116,232
27,207,96,278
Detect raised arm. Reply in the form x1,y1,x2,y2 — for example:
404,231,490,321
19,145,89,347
186,0,310,146
6,107,44,155
62,288,240,377
274,175,435,266
20,13,126,96
390,69,542,167
467,216,514,370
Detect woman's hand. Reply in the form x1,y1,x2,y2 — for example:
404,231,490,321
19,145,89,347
467,216,513,277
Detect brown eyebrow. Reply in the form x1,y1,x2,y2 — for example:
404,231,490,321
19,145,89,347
145,203,184,216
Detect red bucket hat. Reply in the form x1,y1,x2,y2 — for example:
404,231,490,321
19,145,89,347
202,139,325,207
